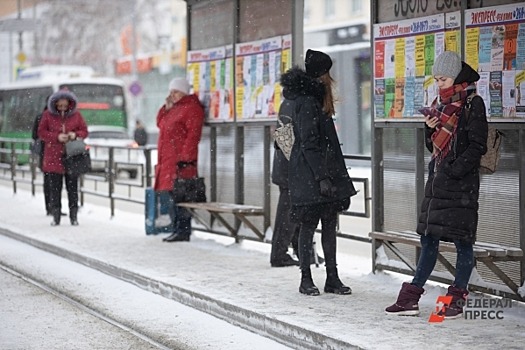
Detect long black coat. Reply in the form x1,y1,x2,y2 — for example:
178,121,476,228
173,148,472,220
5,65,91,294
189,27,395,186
416,64,488,243
280,67,356,207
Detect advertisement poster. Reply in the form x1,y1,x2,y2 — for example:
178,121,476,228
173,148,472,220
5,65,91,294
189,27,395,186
445,12,461,53
465,3,525,118
373,13,447,119
187,46,233,122
235,36,283,120
187,35,291,122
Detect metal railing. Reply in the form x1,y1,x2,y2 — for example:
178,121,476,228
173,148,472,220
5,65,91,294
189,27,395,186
0,137,41,196
0,136,371,243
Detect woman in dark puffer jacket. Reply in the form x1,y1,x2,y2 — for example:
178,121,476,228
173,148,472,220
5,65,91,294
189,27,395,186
281,50,357,296
385,51,488,319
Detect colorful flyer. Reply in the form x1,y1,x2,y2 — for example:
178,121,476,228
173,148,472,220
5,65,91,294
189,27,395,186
465,3,525,118
373,13,446,119
186,35,290,122
187,46,231,121
235,36,282,120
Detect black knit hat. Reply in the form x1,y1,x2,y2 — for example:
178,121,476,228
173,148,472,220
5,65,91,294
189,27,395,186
305,49,332,78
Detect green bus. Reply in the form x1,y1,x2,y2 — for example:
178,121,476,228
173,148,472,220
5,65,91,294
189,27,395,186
0,73,129,163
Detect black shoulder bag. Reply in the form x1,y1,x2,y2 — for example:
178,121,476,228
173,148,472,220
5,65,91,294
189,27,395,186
172,162,207,203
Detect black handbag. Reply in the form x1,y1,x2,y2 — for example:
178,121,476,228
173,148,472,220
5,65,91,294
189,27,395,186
172,176,206,203
64,150,91,176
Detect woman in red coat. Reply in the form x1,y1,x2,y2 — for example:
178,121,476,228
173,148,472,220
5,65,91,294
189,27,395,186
38,90,88,226
155,77,205,242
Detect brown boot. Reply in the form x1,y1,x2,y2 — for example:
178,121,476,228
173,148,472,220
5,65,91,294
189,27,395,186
385,282,424,316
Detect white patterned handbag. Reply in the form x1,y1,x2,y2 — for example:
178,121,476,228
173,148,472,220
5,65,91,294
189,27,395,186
273,115,294,160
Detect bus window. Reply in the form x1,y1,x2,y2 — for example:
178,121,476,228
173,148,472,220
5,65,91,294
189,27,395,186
0,87,53,136
59,83,127,128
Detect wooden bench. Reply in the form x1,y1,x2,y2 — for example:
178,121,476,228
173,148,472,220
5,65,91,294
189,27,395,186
177,202,265,243
369,230,524,301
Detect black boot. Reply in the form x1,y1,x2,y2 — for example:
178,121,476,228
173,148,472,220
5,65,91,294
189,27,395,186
271,254,300,267
163,232,190,242
70,208,79,226
51,211,61,226
324,267,352,295
299,268,320,296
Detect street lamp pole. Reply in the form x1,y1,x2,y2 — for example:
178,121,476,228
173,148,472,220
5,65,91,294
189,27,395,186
17,0,22,52
130,0,140,125
131,0,138,81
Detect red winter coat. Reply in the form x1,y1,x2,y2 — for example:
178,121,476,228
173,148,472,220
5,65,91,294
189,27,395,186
38,90,88,174
154,94,204,191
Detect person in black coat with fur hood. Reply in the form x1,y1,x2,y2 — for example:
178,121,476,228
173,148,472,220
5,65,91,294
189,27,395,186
386,51,488,319
280,49,357,296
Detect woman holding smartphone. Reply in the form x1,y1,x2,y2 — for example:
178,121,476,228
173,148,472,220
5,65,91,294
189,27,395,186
385,51,488,319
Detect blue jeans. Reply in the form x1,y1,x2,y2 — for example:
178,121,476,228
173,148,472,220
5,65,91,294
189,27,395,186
411,234,474,289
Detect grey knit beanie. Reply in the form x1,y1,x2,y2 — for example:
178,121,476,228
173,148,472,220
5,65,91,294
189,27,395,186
432,51,462,79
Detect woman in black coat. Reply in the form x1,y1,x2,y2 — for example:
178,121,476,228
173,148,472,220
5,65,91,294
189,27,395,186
281,50,357,296
386,51,488,318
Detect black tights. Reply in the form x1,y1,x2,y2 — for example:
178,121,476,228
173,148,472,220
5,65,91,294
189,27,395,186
48,172,79,216
298,204,338,271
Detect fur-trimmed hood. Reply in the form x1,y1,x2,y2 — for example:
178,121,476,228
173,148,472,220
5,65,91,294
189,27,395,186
47,90,78,117
280,66,325,103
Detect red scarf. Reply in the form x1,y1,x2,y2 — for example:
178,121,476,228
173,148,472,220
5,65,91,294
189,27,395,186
430,82,469,163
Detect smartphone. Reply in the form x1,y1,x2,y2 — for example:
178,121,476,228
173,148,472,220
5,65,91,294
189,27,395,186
418,107,433,116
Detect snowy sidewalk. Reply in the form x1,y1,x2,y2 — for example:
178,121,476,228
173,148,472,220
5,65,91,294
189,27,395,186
1,184,524,350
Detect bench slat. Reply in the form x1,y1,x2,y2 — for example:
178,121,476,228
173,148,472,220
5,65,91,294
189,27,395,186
392,231,513,257
177,202,264,214
475,242,523,257
369,231,490,257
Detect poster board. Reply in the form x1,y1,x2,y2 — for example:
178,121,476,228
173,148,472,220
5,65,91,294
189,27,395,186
187,34,292,123
465,3,525,119
373,3,525,121
373,13,453,120
187,46,234,122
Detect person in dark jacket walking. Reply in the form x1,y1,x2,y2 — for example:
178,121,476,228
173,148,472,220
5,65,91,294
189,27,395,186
133,120,148,146
270,106,300,267
282,49,357,296
270,102,325,268
32,97,51,215
38,90,89,226
385,51,488,318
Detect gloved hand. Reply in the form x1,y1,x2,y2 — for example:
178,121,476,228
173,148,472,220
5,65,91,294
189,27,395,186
319,178,334,197
177,161,193,169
